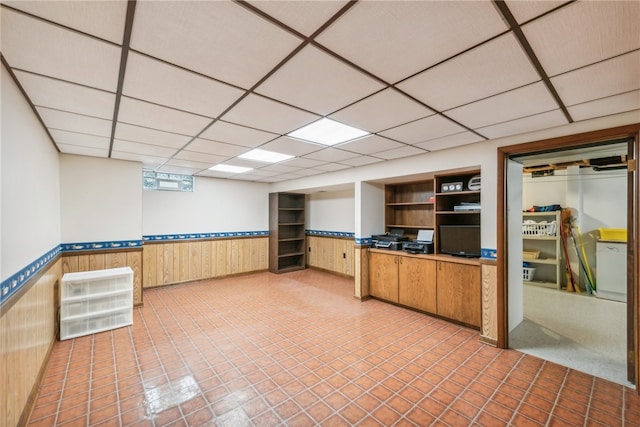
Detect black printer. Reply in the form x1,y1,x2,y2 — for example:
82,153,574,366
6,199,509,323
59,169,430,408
371,229,408,250
403,230,434,254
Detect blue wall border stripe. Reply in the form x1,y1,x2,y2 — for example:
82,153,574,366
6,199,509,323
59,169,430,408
142,231,269,241
1,245,61,306
60,240,143,252
306,230,355,238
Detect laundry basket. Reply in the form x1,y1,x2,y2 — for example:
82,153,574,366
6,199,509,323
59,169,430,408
523,220,557,236
523,267,536,281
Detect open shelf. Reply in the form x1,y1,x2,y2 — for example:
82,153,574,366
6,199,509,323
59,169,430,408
270,193,306,273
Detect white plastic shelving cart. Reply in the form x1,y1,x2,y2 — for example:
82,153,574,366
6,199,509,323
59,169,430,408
60,267,133,340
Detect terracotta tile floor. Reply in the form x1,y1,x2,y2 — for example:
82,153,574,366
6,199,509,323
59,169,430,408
30,269,640,426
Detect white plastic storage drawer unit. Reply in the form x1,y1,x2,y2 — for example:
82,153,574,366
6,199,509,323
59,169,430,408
60,267,133,340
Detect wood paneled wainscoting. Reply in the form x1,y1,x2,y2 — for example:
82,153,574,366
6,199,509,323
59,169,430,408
61,249,143,306
142,237,268,288
306,235,355,277
0,259,61,427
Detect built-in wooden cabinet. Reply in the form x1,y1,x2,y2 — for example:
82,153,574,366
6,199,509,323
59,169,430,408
367,250,479,328
269,192,306,273
399,256,437,313
368,251,399,302
435,260,481,327
385,181,435,240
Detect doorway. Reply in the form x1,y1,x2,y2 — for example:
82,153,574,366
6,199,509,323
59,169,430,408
508,142,630,386
496,124,640,389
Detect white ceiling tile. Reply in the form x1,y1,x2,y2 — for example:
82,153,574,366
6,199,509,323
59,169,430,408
552,51,640,107
246,1,349,36
397,33,540,111
196,169,241,179
1,8,121,91
329,88,433,133
340,156,384,167
164,159,211,171
523,1,640,76
476,110,568,140
273,172,305,181
49,129,110,150
259,137,322,157
174,150,228,165
37,107,112,137
302,148,359,163
130,1,301,89
374,145,427,161
199,120,279,147
446,82,558,129
14,70,115,119
335,135,404,155
504,1,569,24
568,91,640,122
237,168,281,178
255,45,385,115
115,123,191,149
316,1,508,83
378,115,469,145
313,163,351,172
292,168,327,177
186,138,248,158
118,97,211,136
413,132,484,152
223,94,319,134
157,165,203,175
3,0,127,44
256,164,301,174
123,53,245,118
110,151,165,169
279,157,327,169
111,140,177,157
57,144,108,158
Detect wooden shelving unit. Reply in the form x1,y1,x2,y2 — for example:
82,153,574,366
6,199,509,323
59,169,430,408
384,181,435,239
434,170,481,254
522,211,563,289
269,192,306,273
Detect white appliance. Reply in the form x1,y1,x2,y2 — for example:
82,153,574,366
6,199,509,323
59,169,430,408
596,241,627,302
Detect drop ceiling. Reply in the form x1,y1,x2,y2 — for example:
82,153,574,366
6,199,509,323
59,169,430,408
1,0,639,183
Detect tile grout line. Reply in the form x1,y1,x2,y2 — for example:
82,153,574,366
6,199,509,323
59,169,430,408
53,340,74,425
86,334,94,426
468,351,530,425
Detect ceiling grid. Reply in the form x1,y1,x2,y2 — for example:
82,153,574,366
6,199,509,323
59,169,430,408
1,0,638,182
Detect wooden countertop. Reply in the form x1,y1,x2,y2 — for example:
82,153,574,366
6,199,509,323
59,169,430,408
368,248,481,266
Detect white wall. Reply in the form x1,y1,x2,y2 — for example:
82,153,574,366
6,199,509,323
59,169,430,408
60,154,142,243
1,65,60,280
142,176,269,235
306,188,355,232
523,167,626,231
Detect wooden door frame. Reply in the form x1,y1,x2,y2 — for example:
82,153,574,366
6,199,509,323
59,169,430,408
496,123,640,388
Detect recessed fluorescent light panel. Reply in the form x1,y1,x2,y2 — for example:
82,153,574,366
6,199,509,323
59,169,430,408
209,164,253,174
239,148,293,163
288,118,369,146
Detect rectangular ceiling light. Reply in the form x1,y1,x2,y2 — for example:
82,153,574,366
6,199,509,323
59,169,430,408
209,164,253,173
239,148,294,163
287,118,369,146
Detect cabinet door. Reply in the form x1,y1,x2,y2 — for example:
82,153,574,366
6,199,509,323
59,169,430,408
399,257,437,313
436,261,481,327
369,252,399,303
